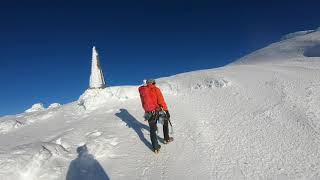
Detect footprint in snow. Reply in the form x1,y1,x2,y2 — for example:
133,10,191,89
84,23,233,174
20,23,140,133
86,130,103,138
83,137,120,159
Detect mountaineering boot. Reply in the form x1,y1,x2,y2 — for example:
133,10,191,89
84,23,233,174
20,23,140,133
154,145,161,154
154,149,160,154
164,137,174,144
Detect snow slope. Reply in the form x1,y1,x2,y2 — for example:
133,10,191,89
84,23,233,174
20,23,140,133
233,27,320,65
1,28,320,179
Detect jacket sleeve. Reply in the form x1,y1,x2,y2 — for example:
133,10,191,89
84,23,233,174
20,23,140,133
155,87,168,110
138,86,146,111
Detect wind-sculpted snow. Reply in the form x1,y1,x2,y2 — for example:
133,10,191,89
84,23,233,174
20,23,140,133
0,142,70,180
3,102,64,133
0,122,121,180
48,103,61,109
25,103,45,113
24,103,62,113
78,82,178,111
78,77,229,111
0,110,57,133
78,87,138,111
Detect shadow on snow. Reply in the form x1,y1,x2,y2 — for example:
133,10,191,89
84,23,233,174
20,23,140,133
66,145,109,180
115,108,164,151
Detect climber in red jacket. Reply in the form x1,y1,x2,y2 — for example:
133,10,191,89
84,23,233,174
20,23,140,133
138,79,173,153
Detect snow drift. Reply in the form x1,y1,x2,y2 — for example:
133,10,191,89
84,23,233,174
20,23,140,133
1,27,320,179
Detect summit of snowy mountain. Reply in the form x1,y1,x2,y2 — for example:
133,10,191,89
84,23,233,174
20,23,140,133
2,28,320,179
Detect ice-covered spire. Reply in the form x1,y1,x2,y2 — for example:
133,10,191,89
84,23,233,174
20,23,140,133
89,46,106,89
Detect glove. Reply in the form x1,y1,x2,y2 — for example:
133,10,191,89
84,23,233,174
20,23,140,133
165,110,170,119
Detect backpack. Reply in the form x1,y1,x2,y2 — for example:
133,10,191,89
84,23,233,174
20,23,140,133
138,85,158,112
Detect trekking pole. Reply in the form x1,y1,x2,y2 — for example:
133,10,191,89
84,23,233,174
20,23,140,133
168,118,174,135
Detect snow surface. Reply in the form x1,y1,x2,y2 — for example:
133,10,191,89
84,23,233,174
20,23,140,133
233,27,320,65
1,28,320,179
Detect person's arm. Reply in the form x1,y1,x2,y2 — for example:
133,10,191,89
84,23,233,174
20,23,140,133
156,88,171,118
156,87,168,111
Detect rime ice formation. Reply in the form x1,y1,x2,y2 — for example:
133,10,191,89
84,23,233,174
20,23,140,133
25,103,45,113
48,103,61,109
89,46,106,89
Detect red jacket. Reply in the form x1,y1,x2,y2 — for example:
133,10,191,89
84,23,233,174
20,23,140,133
139,84,168,112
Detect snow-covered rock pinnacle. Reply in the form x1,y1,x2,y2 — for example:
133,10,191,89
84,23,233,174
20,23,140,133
89,46,106,89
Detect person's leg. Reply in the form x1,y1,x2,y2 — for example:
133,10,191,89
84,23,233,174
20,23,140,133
148,116,160,150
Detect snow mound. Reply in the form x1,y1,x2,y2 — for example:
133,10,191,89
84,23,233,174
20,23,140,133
48,103,61,109
79,83,178,111
85,136,119,159
0,142,71,180
0,118,23,133
78,86,138,110
25,103,45,113
0,111,55,134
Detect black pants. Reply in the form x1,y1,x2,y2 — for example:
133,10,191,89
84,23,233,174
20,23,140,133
147,112,170,150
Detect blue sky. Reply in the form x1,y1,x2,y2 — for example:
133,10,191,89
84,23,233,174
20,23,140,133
1,0,319,116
